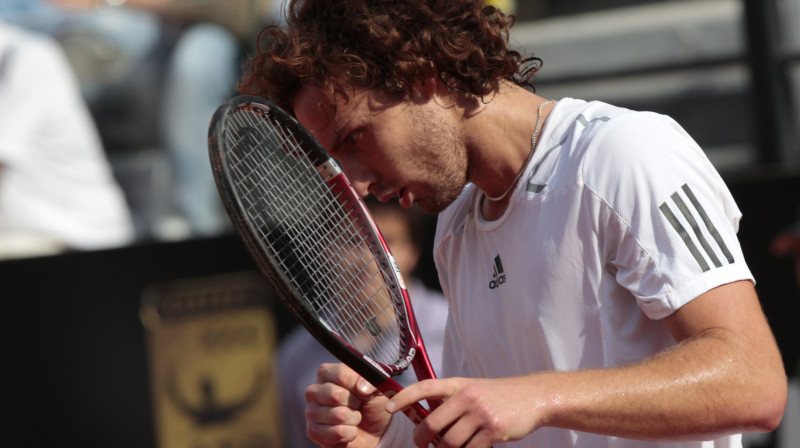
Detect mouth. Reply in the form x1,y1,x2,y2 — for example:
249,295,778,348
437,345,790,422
375,188,412,208
375,188,399,202
375,192,395,203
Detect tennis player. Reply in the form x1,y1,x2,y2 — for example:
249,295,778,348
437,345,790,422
239,1,788,447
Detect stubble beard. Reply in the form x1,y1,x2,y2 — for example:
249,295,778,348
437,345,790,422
409,106,468,215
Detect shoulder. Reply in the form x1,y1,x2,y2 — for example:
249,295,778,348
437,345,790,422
0,23,75,88
545,98,680,147
577,109,718,203
544,100,714,200
544,98,638,139
532,99,654,181
531,99,701,195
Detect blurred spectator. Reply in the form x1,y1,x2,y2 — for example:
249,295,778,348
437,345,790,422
78,0,275,238
159,22,240,237
0,20,134,259
57,0,274,239
2,0,274,240
276,200,449,448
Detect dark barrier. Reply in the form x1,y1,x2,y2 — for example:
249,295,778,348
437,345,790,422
727,168,800,379
1,234,296,447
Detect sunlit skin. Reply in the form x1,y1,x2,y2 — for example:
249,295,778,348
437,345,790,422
295,82,465,214
293,78,557,219
296,78,788,447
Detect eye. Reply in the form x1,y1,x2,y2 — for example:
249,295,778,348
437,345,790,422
343,128,362,145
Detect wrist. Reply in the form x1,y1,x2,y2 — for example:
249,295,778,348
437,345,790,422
522,371,567,430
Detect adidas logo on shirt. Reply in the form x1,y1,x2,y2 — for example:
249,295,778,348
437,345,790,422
489,255,507,290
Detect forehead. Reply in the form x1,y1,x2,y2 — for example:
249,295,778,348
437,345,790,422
293,85,402,149
293,85,338,149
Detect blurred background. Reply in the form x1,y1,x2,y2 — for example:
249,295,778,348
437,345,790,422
1,0,798,447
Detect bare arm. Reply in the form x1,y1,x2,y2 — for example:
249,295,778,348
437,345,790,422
387,280,787,447
544,280,786,439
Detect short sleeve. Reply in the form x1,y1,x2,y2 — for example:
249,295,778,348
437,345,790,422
581,112,753,319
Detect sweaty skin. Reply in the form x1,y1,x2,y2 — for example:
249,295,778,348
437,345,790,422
384,280,785,447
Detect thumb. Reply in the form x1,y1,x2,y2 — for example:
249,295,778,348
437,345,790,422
355,377,377,397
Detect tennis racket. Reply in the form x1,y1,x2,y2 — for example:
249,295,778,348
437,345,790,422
208,95,441,429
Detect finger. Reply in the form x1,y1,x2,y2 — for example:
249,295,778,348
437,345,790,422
305,399,363,426
306,419,358,448
306,380,363,409
464,429,496,448
434,414,485,448
316,362,356,385
316,362,377,397
305,398,360,448
410,396,462,448
385,379,451,415
354,375,377,397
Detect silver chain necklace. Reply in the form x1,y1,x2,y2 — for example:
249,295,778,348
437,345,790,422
485,99,556,202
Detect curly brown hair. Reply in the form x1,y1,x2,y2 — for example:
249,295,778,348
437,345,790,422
237,0,541,113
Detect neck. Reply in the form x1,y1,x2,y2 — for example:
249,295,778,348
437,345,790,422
459,85,553,218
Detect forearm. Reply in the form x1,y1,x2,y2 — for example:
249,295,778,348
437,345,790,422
539,327,786,441
387,283,787,446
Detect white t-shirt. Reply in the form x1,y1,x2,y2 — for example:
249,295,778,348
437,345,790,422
383,98,751,448
0,23,133,253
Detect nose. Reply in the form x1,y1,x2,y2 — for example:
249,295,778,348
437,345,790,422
337,157,376,198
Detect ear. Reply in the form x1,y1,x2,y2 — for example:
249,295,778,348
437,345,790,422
410,69,448,105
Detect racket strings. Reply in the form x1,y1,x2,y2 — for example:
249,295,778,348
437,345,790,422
234,129,394,345
225,106,405,367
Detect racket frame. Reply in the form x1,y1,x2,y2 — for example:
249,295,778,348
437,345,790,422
208,95,438,423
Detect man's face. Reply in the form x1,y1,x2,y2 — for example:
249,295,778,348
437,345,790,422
293,85,468,214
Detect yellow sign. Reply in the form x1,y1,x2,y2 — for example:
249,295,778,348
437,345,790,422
485,0,516,14
141,271,283,448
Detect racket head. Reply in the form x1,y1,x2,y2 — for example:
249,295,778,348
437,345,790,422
207,95,429,386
